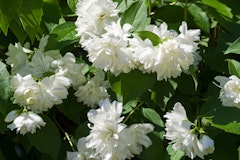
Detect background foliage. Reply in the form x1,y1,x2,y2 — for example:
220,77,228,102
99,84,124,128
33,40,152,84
0,0,240,159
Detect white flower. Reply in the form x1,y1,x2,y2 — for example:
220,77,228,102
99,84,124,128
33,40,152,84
85,20,137,76
215,75,240,108
164,102,214,159
75,0,119,43
127,124,154,155
11,74,71,113
132,22,200,80
85,99,154,160
5,110,46,135
5,42,31,75
52,52,87,89
74,69,109,108
67,137,96,160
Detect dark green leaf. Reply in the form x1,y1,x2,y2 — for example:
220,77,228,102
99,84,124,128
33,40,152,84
188,3,210,33
121,0,148,31
74,121,90,140
142,108,164,127
135,31,160,46
139,133,165,160
121,70,156,104
151,79,177,111
27,115,61,160
122,100,138,114
227,59,240,77
17,0,43,42
225,37,240,55
205,107,240,135
0,0,23,35
9,17,27,44
108,72,122,95
0,114,8,133
42,0,61,24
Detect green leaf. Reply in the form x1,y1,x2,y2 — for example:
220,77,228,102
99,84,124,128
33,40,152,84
142,108,164,127
121,70,156,104
42,0,61,24
0,61,11,115
117,0,136,13
188,3,210,33
67,0,78,13
0,114,8,133
27,115,61,160
17,0,43,42
225,37,240,55
139,133,165,159
135,31,160,46
0,0,23,35
122,100,138,114
227,59,240,77
9,17,27,44
108,72,122,95
50,22,78,42
201,0,233,19
151,79,177,111
189,65,198,91
164,144,185,160
205,107,240,135
74,121,90,140
121,0,148,31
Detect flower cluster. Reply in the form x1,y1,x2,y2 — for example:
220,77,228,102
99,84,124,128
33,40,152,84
4,36,110,135
164,102,215,159
75,0,201,80
215,75,240,109
67,99,154,160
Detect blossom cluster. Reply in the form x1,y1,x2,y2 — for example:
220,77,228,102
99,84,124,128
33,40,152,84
75,0,201,80
164,102,215,159
67,99,154,160
4,36,110,135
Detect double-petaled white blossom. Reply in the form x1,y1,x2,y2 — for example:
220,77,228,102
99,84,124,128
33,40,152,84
130,22,201,80
74,69,109,108
215,75,240,108
84,98,154,160
164,102,215,159
75,0,119,43
52,52,87,90
67,137,96,160
4,110,46,135
12,73,71,113
85,20,137,76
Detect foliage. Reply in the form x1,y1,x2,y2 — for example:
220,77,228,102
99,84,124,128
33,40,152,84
0,0,240,159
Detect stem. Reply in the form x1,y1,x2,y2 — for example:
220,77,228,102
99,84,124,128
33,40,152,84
184,0,188,22
148,0,152,16
123,101,143,124
54,118,77,151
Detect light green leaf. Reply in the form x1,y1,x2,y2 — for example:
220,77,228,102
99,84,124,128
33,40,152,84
164,144,185,160
108,72,122,95
122,100,138,114
0,61,11,115
121,70,156,104
0,0,23,35
135,31,160,46
225,37,240,55
27,115,61,160
188,3,210,33
142,108,164,127
121,0,148,31
17,0,43,42
67,0,78,13
50,22,78,42
117,0,136,13
201,0,233,19
227,59,240,77
189,65,198,91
